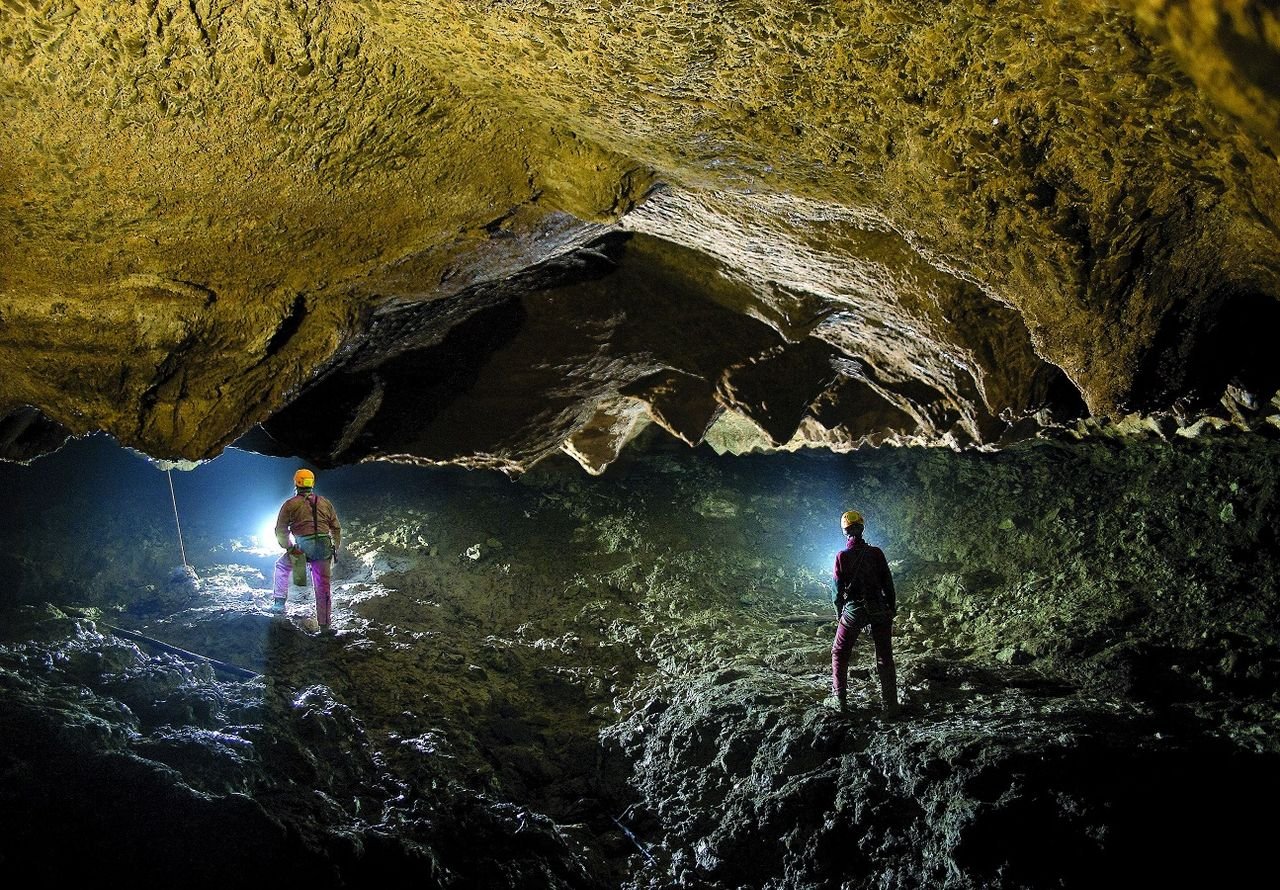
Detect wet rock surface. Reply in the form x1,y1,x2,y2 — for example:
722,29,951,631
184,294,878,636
1,433,1277,886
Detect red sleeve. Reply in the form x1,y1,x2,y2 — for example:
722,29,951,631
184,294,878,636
274,497,292,535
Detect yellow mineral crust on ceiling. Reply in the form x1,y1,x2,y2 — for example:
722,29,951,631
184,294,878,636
1,1,1278,468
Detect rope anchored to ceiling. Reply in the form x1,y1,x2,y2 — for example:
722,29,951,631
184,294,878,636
167,468,189,569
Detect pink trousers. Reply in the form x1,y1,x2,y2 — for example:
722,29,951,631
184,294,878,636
273,554,332,626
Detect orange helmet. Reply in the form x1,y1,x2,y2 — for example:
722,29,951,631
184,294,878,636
293,468,315,489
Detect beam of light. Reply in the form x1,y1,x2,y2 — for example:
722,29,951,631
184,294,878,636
230,513,283,557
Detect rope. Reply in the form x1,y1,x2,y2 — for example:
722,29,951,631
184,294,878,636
167,468,189,568
101,622,260,680
611,809,656,865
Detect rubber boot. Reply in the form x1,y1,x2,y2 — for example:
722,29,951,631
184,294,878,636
878,669,899,717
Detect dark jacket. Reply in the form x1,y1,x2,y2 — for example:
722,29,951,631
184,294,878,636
832,539,895,617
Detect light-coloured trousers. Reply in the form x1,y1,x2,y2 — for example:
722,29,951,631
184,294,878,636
273,551,333,626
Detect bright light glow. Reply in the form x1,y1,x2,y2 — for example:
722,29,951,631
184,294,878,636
257,515,279,550
231,513,283,557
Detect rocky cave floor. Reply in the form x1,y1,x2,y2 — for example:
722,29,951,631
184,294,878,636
2,433,1279,888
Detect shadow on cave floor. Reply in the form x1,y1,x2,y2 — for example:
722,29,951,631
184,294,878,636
2,434,1280,887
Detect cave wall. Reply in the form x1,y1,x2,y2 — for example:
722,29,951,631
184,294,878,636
1,431,1277,886
3,1,1280,469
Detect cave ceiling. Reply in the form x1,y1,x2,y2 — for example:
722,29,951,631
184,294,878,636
2,0,1279,472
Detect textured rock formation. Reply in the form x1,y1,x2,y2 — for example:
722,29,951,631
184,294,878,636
1,433,1277,886
2,1,1280,469
1127,0,1280,152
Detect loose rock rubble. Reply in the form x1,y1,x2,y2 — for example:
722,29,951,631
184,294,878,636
1,433,1277,886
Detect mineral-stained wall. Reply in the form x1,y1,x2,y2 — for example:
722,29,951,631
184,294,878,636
2,1,1280,469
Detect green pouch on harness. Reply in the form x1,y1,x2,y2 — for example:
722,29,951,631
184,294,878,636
289,549,307,586
297,533,335,562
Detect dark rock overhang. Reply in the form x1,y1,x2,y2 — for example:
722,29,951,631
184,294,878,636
2,1,1279,471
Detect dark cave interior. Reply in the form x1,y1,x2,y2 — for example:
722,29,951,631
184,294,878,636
2,430,1278,888
5,3,1280,887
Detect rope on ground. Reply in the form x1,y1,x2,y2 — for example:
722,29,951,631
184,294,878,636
101,621,260,680
612,807,656,866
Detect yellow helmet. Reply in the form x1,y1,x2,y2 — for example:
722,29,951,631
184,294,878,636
841,510,864,529
293,468,315,489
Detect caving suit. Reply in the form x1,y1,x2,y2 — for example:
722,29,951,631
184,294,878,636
273,490,341,626
831,537,897,710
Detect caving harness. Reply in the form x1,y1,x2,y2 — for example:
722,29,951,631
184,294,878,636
835,541,891,625
289,492,335,586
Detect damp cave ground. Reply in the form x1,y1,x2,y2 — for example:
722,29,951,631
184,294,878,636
1,431,1279,888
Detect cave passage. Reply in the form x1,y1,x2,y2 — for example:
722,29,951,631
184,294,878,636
1,432,1278,888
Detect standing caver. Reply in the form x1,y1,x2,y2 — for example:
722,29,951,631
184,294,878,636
273,468,342,634
830,510,898,714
